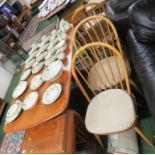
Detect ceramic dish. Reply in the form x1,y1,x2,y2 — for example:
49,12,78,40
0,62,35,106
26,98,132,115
59,19,71,32
57,0,65,6
28,51,38,60
5,100,22,124
39,0,48,9
45,55,56,66
28,48,36,55
57,43,67,52
32,61,44,74
36,52,47,62
30,74,44,90
35,51,43,58
45,49,57,60
25,59,36,69
42,60,63,81
51,29,57,36
57,31,67,40
56,52,65,60
42,83,62,105
54,40,66,50
41,35,46,41
50,37,60,46
31,43,40,51
25,57,32,65
20,69,31,81
39,44,49,53
23,92,38,110
6,100,22,119
32,61,39,68
12,81,28,99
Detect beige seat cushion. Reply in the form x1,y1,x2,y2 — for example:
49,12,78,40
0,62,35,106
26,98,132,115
87,56,130,90
85,89,136,134
88,0,106,3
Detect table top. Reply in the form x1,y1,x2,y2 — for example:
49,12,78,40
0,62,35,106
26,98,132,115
38,1,67,23
3,28,73,133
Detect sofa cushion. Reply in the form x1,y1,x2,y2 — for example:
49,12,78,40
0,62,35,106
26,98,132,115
127,29,155,121
128,0,155,43
109,0,136,13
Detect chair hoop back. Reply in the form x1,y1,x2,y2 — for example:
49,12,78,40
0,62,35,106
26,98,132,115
73,15,123,56
72,42,130,102
71,2,106,26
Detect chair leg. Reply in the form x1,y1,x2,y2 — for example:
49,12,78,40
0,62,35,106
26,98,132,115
94,135,104,149
130,79,143,95
134,127,154,148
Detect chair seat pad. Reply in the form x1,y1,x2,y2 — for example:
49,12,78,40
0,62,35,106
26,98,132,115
85,89,136,134
88,56,130,90
88,0,106,3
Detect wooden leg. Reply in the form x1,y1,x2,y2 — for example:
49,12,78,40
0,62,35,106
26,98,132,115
94,135,104,149
130,80,143,95
134,127,154,148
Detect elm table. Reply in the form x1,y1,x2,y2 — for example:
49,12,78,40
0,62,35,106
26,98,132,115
3,28,73,133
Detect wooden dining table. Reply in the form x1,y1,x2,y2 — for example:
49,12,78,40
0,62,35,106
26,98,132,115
3,28,73,133
38,0,68,23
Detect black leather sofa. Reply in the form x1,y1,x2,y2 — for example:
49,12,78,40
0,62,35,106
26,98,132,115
127,0,155,121
106,0,137,33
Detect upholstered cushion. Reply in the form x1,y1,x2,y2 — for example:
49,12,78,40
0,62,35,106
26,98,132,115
87,56,130,90
85,89,136,134
87,0,106,4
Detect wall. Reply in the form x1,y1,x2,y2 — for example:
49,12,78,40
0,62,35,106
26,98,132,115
0,65,13,99
0,53,14,99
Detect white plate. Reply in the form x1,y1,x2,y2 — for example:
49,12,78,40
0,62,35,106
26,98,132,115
57,0,65,5
30,74,44,90
25,59,35,69
41,36,50,43
45,51,52,60
57,43,67,52
25,58,32,64
20,69,31,81
12,81,28,99
29,51,37,60
31,43,40,51
42,60,63,81
39,0,48,9
45,55,56,66
6,100,22,119
59,19,71,32
51,29,57,36
5,101,22,124
23,92,38,110
32,61,39,68
42,83,62,104
36,52,47,62
28,48,36,55
57,31,67,40
41,35,46,41
39,43,49,53
45,49,57,60
54,40,66,50
32,61,44,74
56,52,65,60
